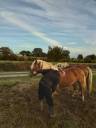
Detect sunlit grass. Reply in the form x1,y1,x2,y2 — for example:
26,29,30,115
0,73,95,86
93,74,96,79
0,74,96,128
0,76,41,87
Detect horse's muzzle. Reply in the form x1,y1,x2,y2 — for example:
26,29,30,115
32,71,37,75
29,70,37,77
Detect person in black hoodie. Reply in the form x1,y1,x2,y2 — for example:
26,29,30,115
38,69,60,118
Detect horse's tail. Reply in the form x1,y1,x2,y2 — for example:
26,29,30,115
86,67,93,95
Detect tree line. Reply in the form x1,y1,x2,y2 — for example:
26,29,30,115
0,46,96,63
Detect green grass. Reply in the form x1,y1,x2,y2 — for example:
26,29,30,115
0,75,96,128
93,74,96,79
0,76,41,87
0,74,95,86
0,61,95,128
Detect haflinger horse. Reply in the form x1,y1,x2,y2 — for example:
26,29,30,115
70,64,93,96
30,59,93,117
30,59,69,75
59,64,93,97
30,59,58,75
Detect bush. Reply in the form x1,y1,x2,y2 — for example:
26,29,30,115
0,61,32,71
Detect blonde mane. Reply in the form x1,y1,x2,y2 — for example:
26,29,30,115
31,59,58,71
37,60,58,70
56,62,69,69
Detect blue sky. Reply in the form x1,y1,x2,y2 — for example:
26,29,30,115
0,0,96,57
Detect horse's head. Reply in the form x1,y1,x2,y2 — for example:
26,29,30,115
30,59,43,76
30,59,58,76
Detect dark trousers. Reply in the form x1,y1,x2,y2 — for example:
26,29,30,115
38,80,54,115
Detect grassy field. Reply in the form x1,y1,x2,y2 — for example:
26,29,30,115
0,75,96,128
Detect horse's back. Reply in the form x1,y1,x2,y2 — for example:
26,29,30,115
73,64,91,77
59,66,85,87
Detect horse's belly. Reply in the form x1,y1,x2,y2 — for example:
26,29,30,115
59,76,76,89
59,80,72,89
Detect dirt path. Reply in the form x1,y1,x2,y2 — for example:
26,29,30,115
0,71,29,78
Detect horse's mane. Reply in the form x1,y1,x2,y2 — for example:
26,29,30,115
31,59,71,71
31,59,58,71
56,62,69,69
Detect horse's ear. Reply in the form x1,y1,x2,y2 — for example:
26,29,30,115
38,61,43,69
41,62,43,69
38,62,41,66
34,59,37,64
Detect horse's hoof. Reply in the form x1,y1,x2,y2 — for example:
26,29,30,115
72,94,75,97
82,96,85,102
49,113,56,118
52,91,59,97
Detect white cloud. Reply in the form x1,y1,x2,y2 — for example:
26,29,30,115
0,11,62,47
0,0,96,56
85,33,96,46
67,42,77,45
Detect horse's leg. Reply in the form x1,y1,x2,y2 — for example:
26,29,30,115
52,84,60,97
86,67,93,96
81,86,85,102
80,75,86,102
52,90,59,97
40,100,44,112
39,97,44,112
72,82,80,97
77,81,85,101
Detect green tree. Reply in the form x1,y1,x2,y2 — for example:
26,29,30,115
32,48,46,57
19,50,32,56
77,54,83,62
47,46,70,61
0,47,17,60
84,54,96,63
0,47,13,55
62,50,70,61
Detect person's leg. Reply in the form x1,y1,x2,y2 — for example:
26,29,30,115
45,87,55,117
